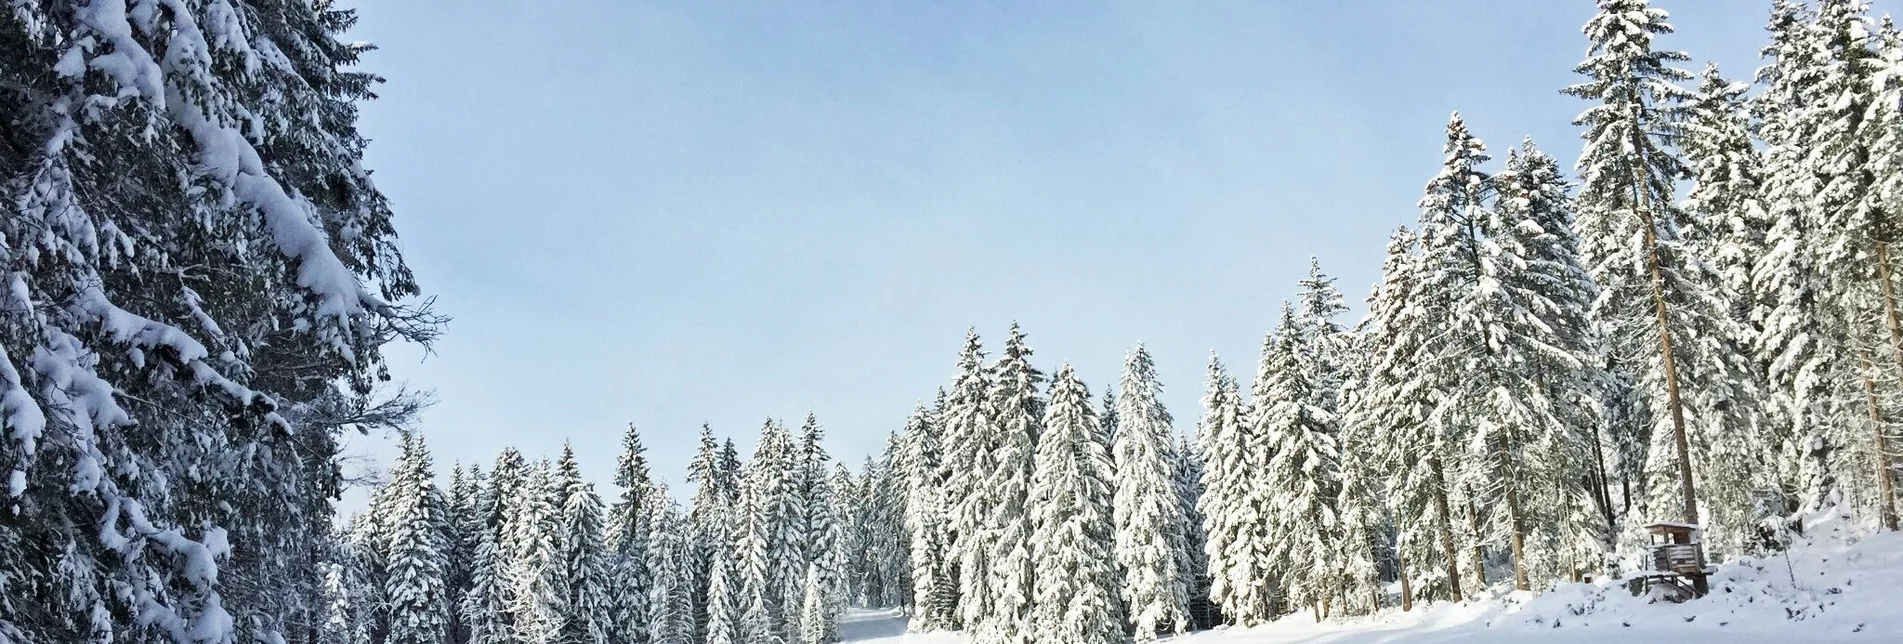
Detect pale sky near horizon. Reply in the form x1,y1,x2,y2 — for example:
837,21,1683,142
336,1,1850,510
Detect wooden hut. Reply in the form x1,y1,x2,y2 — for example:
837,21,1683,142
1640,522,1711,602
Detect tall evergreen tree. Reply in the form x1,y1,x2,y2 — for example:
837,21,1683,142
604,426,655,644
1331,333,1387,616
446,464,483,644
739,419,801,639
793,413,840,642
1568,0,1765,559
384,435,451,644
1199,352,1272,625
939,330,994,631
1808,0,1903,532
1752,0,1840,525
1028,364,1121,644
1258,305,1345,616
466,450,527,644
1113,345,1192,640
0,1,437,640
1498,138,1614,580
555,444,611,644
1172,435,1217,629
647,500,696,644
687,424,729,637
704,534,743,644
900,404,956,631
978,324,1044,644
1682,64,1771,325
507,460,565,644
1354,228,1464,605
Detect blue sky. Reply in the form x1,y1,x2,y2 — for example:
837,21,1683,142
339,1,1819,504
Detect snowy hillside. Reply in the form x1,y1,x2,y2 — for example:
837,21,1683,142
846,530,1903,642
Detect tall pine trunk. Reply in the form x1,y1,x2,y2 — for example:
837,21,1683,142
1862,348,1900,531
1876,244,1903,531
1398,557,1414,611
1465,492,1486,592
1631,151,1701,527
1431,460,1463,600
1506,483,1529,591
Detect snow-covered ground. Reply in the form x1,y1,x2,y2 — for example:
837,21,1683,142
845,529,1903,642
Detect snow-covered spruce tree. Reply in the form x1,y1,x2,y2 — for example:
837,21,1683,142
1352,228,1463,606
868,443,913,609
736,462,776,644
1568,0,1765,559
1866,13,1903,532
767,420,809,640
1810,0,1903,531
507,459,566,644
1296,259,1351,415
466,449,527,644
1411,113,1503,596
790,423,842,643
1496,138,1613,581
345,470,396,641
553,444,610,644
1682,64,1770,327
704,532,743,644
685,423,729,638
655,500,703,644
1258,304,1344,617
1028,364,1121,644
795,566,830,644
383,434,451,644
1113,344,1192,640
1172,435,1217,629
738,419,801,639
318,550,368,644
1198,352,1271,625
871,449,909,607
1331,332,1386,616
939,330,993,631
605,425,655,644
900,404,956,630
736,453,788,644
1102,388,1120,447
1412,114,1600,592
1750,0,1842,525
445,464,482,643
782,415,820,631
978,324,1044,644
836,461,870,607
0,1,438,641
875,442,913,609
1295,259,1377,609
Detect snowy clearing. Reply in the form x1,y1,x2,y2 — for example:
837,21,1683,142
846,530,1903,642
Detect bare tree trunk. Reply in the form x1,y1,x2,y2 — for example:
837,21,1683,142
1876,244,1903,531
1467,493,1486,592
1627,125,1707,594
1588,417,1617,535
1625,112,1700,528
1862,348,1900,531
1398,557,1414,611
1431,460,1463,601
1639,208,1699,526
1507,483,1530,591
